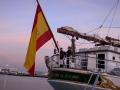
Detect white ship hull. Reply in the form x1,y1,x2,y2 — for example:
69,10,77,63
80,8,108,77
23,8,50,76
48,72,120,90
47,68,120,90
48,79,111,90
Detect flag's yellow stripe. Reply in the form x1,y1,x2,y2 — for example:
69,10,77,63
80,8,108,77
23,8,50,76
36,12,48,39
24,27,37,70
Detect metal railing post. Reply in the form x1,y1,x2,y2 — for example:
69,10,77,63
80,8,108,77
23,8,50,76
91,71,100,90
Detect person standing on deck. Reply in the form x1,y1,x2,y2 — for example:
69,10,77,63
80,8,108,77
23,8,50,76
59,48,66,67
66,46,72,68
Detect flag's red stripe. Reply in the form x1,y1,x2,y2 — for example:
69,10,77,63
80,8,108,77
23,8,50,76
28,63,35,76
36,30,52,51
32,5,42,32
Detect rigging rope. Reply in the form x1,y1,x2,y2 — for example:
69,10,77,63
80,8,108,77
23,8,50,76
86,0,120,36
62,0,120,48
86,25,102,34
101,0,119,26
103,26,120,28
107,0,120,36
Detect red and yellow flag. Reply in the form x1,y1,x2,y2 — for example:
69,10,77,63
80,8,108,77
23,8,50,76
24,2,53,76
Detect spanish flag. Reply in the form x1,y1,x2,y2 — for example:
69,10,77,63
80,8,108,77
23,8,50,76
24,1,53,76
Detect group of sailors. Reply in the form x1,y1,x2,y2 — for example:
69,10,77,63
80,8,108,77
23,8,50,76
59,46,72,68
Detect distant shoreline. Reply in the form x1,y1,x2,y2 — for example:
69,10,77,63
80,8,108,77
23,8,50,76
0,72,48,78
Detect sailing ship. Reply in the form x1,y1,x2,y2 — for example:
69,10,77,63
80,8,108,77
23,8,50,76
44,1,120,89
23,0,120,90
45,26,120,90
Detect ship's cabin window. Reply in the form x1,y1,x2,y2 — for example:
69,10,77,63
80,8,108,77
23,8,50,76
97,54,105,69
81,59,88,70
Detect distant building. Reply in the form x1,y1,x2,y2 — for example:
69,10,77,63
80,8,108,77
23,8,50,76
1,68,10,74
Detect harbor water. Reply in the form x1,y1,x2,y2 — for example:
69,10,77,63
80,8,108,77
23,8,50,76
0,74,112,90
0,74,54,90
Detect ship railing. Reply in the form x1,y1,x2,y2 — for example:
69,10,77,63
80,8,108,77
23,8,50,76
49,54,120,75
74,54,120,73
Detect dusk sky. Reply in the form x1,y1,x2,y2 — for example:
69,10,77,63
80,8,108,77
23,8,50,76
0,0,120,73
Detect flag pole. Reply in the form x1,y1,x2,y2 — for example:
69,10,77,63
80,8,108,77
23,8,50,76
36,0,59,52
